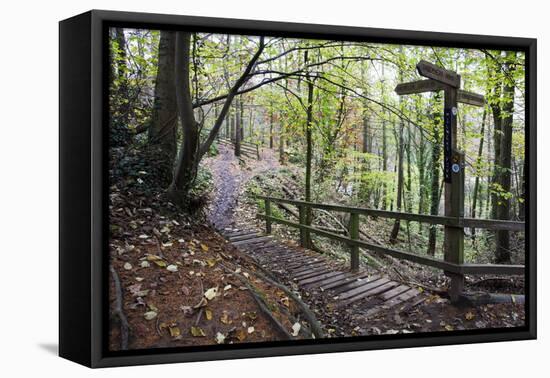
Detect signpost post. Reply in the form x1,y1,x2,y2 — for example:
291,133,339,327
395,61,485,302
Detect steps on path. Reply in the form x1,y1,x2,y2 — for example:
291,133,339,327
220,225,423,314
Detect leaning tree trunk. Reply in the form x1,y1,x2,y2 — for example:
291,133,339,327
169,33,265,206
148,30,178,187
169,32,200,207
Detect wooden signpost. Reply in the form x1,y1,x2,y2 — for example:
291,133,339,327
395,61,485,302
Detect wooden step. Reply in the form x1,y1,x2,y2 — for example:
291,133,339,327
299,271,345,286
340,281,401,307
337,278,390,300
320,272,372,291
232,236,272,246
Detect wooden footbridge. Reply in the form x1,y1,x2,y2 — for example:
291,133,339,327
220,225,423,312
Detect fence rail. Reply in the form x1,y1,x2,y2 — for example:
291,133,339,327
256,195,525,280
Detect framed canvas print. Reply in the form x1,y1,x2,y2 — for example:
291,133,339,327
59,10,536,368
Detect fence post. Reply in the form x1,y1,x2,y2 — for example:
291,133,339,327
264,198,272,234
298,205,307,247
349,212,360,271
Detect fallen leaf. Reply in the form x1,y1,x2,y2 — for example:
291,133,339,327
200,244,209,252
206,258,217,267
215,332,225,344
204,287,218,300
291,322,301,336
223,285,232,291
444,324,454,331
143,311,157,320
234,328,246,341
280,296,290,307
123,262,132,270
465,312,475,320
190,326,206,337
166,264,178,272
169,326,181,337
153,260,167,268
220,311,232,324
247,326,255,334
205,308,213,320
140,261,150,268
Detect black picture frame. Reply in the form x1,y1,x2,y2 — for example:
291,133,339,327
59,9,537,368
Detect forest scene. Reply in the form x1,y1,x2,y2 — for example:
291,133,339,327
107,27,527,351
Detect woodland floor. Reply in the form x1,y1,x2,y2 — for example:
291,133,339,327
109,144,525,351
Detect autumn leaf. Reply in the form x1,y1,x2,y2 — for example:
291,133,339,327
143,311,157,320
166,264,178,272
465,312,475,320
190,326,206,337
206,258,217,267
291,322,301,336
205,308,213,320
220,311,232,324
204,287,218,300
169,326,181,337
200,243,209,252
215,332,226,344
234,328,246,341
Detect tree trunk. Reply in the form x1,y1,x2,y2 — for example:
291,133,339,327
148,31,178,186
428,93,442,256
110,28,132,147
390,119,405,243
234,97,241,156
471,109,487,238
304,53,315,248
495,52,516,264
169,32,200,206
169,33,265,205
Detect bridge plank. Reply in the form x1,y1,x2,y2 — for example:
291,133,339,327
337,278,391,300
320,272,373,291
299,271,345,286
232,236,272,246
293,266,333,280
229,233,263,242
332,276,384,294
340,281,400,306
379,284,411,301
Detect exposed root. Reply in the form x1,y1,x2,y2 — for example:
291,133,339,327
110,265,129,350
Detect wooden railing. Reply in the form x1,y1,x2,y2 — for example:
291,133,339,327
217,137,260,160
255,195,525,295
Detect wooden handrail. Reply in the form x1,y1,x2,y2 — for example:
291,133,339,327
257,213,524,276
256,195,525,277
256,195,525,231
